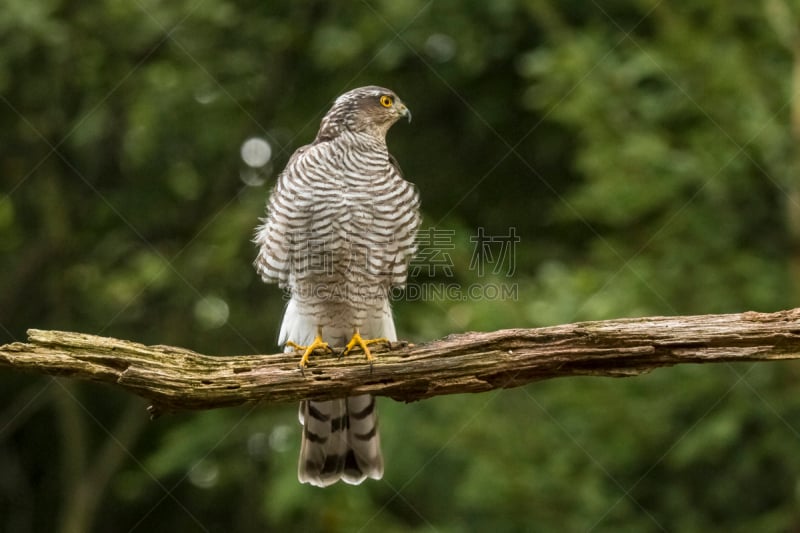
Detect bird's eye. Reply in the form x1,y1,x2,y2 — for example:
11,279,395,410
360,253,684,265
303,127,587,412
379,95,393,108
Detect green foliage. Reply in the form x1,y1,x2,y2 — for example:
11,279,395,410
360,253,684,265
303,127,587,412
2,1,800,531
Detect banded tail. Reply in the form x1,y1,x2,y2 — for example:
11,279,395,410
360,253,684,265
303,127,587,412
280,297,391,487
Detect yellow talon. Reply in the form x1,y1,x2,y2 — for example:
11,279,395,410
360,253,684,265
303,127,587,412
343,330,389,362
286,330,332,368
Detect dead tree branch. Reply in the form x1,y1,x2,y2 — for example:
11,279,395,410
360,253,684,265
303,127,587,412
2,308,800,416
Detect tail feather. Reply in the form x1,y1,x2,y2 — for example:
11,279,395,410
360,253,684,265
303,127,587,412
297,399,349,487
343,394,383,482
282,297,390,487
297,395,383,487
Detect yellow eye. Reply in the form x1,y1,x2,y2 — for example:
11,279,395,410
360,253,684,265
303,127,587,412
379,95,393,108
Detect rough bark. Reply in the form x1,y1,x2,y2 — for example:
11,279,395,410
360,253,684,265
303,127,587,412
2,308,800,417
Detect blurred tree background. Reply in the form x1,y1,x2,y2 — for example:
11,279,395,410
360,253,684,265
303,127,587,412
2,0,800,531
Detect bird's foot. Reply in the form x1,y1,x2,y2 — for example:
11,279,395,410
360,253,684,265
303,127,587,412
342,331,389,365
286,335,333,369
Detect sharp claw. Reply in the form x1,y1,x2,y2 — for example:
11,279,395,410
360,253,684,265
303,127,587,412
289,330,387,371
286,332,329,372
343,331,388,365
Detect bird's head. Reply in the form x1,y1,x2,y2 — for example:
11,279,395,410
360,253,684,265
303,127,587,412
317,86,411,141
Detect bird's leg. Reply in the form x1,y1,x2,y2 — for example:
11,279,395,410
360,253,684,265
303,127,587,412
285,327,333,369
342,329,390,366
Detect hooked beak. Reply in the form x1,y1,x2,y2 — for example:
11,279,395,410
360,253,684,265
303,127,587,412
397,102,412,123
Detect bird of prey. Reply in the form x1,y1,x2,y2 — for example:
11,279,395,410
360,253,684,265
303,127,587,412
254,86,421,486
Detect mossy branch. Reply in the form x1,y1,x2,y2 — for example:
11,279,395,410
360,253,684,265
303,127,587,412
2,308,800,417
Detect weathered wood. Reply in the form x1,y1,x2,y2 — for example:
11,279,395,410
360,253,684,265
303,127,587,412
2,308,800,416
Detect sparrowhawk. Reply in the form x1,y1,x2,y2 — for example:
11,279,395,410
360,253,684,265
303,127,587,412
254,86,421,486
